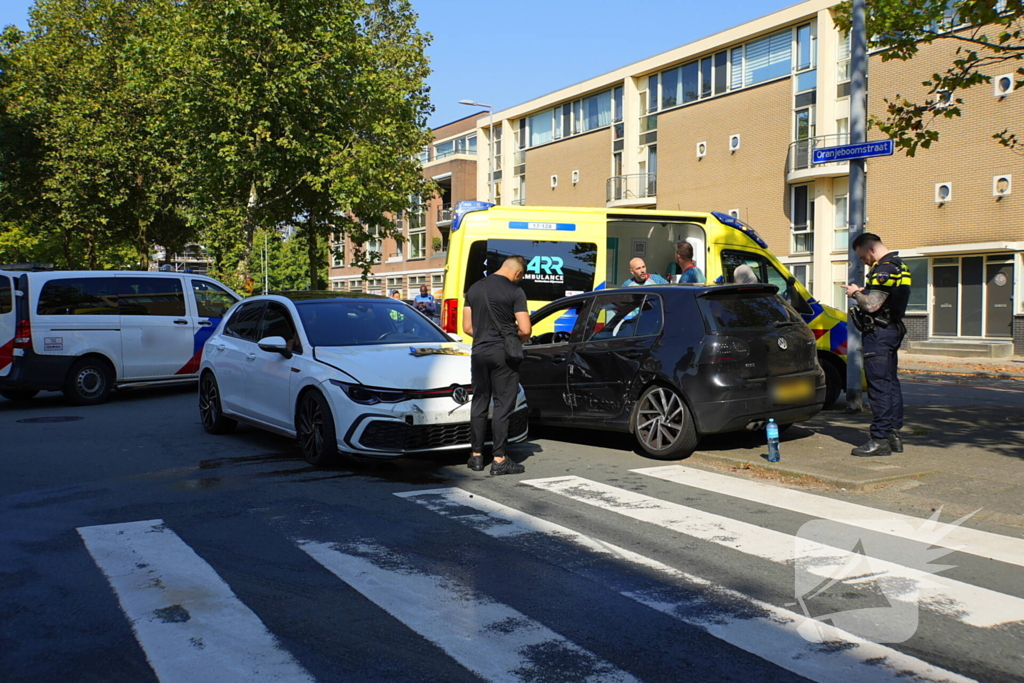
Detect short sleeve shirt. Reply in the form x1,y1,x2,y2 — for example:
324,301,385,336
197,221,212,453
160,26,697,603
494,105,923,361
621,273,669,287
465,275,528,348
677,266,705,284
864,251,912,319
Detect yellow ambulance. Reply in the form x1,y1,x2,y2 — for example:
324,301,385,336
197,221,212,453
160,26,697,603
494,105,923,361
440,202,849,407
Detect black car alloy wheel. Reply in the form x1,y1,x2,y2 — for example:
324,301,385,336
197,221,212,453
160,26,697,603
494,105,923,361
297,391,337,466
199,373,236,434
632,385,698,459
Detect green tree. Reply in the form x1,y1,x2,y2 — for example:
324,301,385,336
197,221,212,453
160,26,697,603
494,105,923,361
163,0,435,290
0,0,188,269
834,0,1024,156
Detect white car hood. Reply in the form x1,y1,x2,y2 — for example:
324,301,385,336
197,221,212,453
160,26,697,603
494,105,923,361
314,343,472,389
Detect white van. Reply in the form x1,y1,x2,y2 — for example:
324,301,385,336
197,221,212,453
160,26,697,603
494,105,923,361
0,269,240,405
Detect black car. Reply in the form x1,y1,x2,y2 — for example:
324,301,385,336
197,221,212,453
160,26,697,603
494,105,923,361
519,283,826,459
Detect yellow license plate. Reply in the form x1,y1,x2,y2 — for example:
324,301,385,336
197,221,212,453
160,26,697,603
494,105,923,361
771,377,814,404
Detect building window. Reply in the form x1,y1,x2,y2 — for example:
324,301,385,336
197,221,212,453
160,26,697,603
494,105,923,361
408,275,427,296
332,245,345,268
386,276,405,297
905,258,928,312
493,125,502,171
791,184,814,253
434,133,476,159
367,226,382,259
408,228,426,260
523,89,615,149
833,178,849,251
431,273,444,292
743,29,792,87
349,280,363,293
790,263,812,290
417,146,429,164
714,50,728,95
795,23,814,72
837,32,851,83
331,280,343,291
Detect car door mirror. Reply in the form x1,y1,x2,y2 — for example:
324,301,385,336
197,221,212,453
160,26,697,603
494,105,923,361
257,335,292,358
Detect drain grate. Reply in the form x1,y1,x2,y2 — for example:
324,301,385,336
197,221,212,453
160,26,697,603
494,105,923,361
16,416,85,424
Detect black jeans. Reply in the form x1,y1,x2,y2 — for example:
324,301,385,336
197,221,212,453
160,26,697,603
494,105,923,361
863,324,905,439
470,343,519,457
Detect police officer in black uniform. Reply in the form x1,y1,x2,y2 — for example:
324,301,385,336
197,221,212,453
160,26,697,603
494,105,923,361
843,233,912,456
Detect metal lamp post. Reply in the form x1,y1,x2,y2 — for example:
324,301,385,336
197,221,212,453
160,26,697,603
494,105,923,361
459,99,494,203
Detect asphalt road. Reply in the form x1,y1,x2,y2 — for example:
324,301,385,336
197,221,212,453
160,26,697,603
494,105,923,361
2,380,1023,682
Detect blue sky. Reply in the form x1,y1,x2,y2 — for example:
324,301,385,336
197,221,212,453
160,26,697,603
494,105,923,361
1,0,799,127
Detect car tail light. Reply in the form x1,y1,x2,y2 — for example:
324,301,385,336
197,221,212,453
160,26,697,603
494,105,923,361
699,336,750,364
442,298,459,333
14,320,31,349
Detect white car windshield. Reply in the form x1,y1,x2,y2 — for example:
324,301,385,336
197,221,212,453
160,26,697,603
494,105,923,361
295,300,450,347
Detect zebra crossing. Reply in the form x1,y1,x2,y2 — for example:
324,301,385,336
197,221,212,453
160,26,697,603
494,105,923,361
77,465,1024,683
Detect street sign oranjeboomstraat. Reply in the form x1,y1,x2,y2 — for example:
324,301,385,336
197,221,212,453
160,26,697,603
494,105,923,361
812,139,894,164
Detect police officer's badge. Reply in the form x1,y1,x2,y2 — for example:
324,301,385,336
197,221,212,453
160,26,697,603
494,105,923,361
874,272,890,284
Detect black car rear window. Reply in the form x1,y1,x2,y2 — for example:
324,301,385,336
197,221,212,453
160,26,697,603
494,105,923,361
698,291,802,331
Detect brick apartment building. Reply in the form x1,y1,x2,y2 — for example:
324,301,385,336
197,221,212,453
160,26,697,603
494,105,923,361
326,112,485,298
470,0,1024,354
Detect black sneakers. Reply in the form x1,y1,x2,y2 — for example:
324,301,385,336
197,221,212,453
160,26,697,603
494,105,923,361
490,457,525,476
467,454,484,472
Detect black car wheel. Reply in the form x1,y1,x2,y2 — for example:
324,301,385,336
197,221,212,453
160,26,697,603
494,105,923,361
0,389,39,401
632,385,698,459
821,359,843,410
297,391,337,466
199,373,236,434
63,357,114,406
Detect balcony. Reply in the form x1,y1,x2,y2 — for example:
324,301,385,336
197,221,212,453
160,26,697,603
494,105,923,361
606,174,656,208
787,134,851,183
511,198,527,206
437,203,452,226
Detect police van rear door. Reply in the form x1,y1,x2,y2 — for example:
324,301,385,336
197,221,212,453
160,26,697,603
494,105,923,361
0,272,15,377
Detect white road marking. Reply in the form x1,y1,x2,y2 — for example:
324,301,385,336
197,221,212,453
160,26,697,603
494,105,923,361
397,487,976,683
295,538,640,683
634,465,1024,568
78,519,315,683
522,476,1024,628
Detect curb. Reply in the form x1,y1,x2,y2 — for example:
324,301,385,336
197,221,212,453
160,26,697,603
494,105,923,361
688,451,938,492
900,367,1024,381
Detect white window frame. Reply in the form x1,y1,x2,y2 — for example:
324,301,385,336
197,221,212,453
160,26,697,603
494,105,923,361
791,184,814,254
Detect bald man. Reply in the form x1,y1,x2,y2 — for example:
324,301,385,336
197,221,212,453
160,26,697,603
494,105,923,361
462,255,532,476
621,258,669,287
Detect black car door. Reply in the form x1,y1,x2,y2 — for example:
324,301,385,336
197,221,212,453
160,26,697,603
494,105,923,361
569,291,663,425
518,298,591,423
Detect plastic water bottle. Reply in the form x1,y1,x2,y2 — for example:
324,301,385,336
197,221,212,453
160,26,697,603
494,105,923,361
766,419,781,462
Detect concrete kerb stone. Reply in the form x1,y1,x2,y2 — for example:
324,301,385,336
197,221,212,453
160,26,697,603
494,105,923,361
688,451,938,492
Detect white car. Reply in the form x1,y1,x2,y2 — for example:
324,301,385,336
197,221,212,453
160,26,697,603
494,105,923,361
197,293,528,465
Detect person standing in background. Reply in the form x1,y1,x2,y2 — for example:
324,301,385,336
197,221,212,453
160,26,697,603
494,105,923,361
672,241,705,284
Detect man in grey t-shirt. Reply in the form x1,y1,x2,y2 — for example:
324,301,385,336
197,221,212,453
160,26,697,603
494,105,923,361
462,255,532,475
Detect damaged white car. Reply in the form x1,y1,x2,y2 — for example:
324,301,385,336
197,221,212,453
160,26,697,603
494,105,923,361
198,293,528,465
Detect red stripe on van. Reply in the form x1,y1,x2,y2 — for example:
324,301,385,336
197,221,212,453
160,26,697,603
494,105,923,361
175,348,203,375
0,338,13,371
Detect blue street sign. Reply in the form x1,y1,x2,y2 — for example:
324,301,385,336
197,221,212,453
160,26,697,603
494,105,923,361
812,139,894,164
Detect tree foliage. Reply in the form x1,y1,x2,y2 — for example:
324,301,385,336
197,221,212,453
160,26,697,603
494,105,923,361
0,0,434,286
834,0,1024,156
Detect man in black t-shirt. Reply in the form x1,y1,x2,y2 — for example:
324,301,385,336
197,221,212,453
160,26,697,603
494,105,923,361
463,255,532,475
844,232,913,457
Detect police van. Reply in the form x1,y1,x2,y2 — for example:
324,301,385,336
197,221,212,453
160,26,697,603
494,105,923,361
0,268,240,405
440,202,851,408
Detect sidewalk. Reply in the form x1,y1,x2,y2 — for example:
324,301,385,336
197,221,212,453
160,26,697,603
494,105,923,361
900,351,1024,379
688,401,1024,530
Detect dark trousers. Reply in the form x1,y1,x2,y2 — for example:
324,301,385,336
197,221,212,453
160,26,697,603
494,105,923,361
470,344,519,457
863,325,905,439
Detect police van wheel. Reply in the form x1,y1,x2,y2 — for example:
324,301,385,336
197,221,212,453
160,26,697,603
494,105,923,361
0,389,39,402
631,385,699,460
822,360,843,410
63,357,114,406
